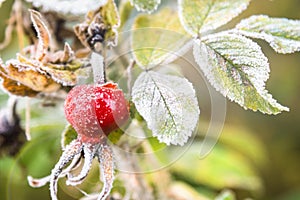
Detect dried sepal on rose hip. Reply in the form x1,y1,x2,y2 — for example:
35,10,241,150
28,82,129,200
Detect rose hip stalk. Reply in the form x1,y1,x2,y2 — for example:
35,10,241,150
28,82,129,200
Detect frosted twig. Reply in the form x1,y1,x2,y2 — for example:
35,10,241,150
91,52,105,84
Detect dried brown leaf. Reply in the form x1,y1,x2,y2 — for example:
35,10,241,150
29,9,51,61
0,65,38,97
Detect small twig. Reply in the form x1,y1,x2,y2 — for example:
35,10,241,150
102,45,107,83
15,0,25,50
25,98,31,140
0,15,15,50
6,96,18,125
119,142,154,200
126,59,136,95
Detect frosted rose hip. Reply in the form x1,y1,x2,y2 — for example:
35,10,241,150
64,82,129,143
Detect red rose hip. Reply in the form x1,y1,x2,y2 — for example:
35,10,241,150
64,82,129,144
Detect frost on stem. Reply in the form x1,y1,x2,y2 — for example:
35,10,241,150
91,52,105,84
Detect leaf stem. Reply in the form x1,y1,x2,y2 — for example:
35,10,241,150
15,0,25,50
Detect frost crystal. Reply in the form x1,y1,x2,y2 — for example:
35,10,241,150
194,32,289,114
28,140,115,200
91,53,104,84
234,15,300,54
130,0,161,14
25,0,108,15
132,71,200,145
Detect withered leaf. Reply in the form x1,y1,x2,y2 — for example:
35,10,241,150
3,62,60,92
0,10,89,97
0,65,39,97
29,9,51,61
44,43,75,64
42,61,89,86
74,0,120,51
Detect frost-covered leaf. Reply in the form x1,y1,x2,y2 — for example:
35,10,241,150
29,9,51,61
17,53,86,87
193,32,289,114
131,71,200,145
130,0,161,13
0,65,39,97
41,62,86,86
234,15,300,54
132,8,191,69
0,61,60,93
25,0,108,15
178,0,250,36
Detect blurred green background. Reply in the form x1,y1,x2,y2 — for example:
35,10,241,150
0,0,300,199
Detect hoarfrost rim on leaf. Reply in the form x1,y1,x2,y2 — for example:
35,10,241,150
233,15,300,54
130,0,161,14
193,32,289,114
132,71,200,146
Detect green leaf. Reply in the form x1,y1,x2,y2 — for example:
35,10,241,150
130,0,161,13
170,142,263,191
119,0,134,30
215,190,236,200
234,15,300,54
99,0,120,46
107,128,124,144
19,133,61,177
61,124,78,148
193,32,289,114
131,71,200,145
219,125,267,167
0,157,23,183
0,157,25,200
178,0,250,36
132,8,191,68
168,181,212,200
